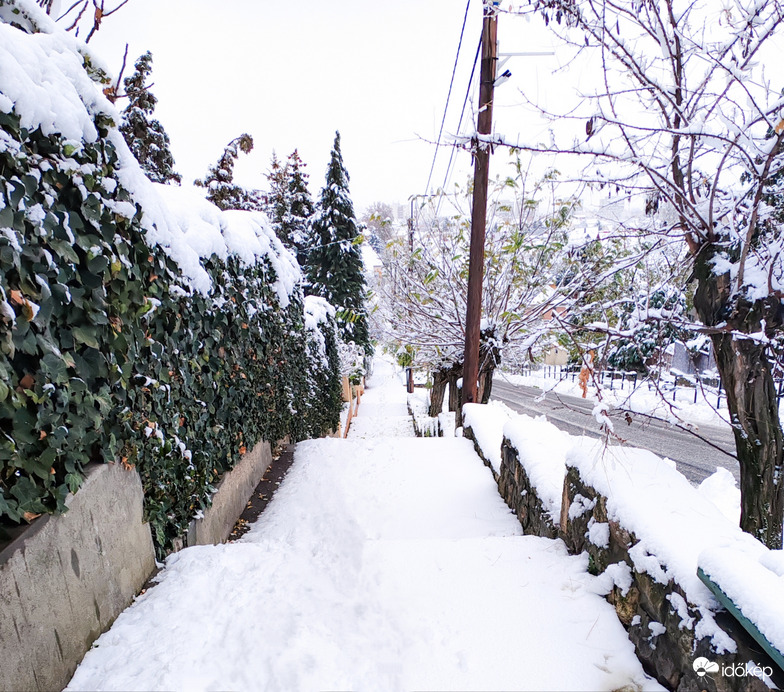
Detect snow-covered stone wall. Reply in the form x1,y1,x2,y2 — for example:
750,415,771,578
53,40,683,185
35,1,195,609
463,405,783,691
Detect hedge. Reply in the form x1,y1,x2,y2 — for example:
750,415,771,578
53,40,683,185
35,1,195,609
0,68,342,554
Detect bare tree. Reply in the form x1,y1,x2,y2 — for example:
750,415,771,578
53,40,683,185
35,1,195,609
37,0,131,42
378,163,617,416
509,0,784,547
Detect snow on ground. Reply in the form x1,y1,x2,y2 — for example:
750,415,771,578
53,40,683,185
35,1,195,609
497,369,733,429
67,359,662,692
346,359,414,438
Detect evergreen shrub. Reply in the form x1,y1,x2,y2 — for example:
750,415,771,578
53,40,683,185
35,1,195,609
0,106,341,555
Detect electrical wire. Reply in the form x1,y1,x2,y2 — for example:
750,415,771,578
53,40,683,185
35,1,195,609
424,0,472,197
434,32,482,220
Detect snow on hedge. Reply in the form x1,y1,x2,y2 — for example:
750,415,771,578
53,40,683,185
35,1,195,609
304,295,335,364
0,0,299,298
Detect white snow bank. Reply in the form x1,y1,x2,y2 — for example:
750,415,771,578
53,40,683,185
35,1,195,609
1,1,299,298
566,444,744,616
503,414,573,525
697,467,741,525
699,544,784,661
149,184,299,302
303,295,335,332
0,3,109,143
462,401,513,473
495,403,771,653
303,295,335,363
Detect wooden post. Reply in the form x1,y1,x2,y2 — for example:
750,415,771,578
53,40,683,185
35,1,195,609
462,0,499,407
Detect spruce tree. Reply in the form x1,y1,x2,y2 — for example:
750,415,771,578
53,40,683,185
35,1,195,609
284,150,317,268
194,134,264,211
266,150,316,269
120,52,181,185
265,152,290,244
307,132,371,353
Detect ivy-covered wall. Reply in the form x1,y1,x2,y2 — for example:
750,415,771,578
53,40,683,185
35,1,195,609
0,102,341,554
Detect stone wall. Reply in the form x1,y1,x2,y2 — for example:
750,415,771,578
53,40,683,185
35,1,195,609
493,440,782,691
0,463,155,692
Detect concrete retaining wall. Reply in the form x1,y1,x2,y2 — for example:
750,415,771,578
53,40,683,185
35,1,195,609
0,462,155,692
187,439,273,547
0,437,277,691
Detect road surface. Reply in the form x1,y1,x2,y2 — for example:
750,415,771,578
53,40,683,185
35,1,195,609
491,379,739,485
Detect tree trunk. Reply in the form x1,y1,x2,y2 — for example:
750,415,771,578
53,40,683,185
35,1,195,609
478,363,495,404
429,368,448,417
694,260,784,548
448,368,462,412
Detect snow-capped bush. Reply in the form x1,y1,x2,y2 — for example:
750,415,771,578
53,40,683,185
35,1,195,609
0,0,340,554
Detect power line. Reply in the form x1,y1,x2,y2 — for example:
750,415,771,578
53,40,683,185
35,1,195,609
435,32,482,219
424,0,472,197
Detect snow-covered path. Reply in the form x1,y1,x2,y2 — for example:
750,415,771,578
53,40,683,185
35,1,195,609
67,359,661,691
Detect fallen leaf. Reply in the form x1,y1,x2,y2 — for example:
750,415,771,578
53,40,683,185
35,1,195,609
22,511,41,523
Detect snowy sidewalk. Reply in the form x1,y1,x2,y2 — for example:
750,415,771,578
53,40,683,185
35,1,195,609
67,359,661,691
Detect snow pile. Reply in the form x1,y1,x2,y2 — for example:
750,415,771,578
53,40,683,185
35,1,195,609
699,544,784,660
0,2,109,142
303,295,335,363
566,441,750,650
150,184,300,302
697,467,741,524
0,0,299,298
503,414,573,525
496,403,775,653
462,401,513,473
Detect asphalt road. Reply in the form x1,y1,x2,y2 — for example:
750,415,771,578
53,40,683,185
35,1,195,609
490,379,740,485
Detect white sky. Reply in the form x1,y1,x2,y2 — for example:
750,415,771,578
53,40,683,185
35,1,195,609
86,1,561,217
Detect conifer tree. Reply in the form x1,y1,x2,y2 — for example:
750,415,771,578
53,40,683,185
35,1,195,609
194,134,264,211
120,51,181,185
266,150,316,269
284,150,317,268
266,152,290,243
307,132,371,352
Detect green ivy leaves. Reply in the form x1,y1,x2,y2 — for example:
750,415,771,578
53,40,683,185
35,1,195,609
0,110,341,554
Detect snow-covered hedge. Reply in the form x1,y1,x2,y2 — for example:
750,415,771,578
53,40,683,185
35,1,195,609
0,0,341,553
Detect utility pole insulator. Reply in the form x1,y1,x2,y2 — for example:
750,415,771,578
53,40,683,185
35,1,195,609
462,0,498,408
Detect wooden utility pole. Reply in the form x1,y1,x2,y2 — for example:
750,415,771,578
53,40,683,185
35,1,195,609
462,0,498,406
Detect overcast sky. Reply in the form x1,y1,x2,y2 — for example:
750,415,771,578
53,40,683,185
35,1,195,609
86,1,561,217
